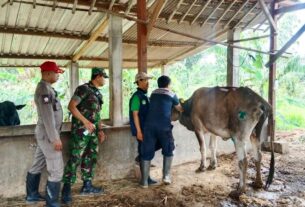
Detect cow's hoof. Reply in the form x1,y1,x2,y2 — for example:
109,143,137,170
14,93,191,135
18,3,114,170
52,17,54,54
195,166,205,173
251,180,264,189
207,165,216,171
229,190,243,200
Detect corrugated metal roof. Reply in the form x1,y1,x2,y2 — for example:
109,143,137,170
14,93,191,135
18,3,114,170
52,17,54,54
0,0,297,68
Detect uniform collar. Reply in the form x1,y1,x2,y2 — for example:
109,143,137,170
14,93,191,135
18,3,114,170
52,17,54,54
137,87,148,94
40,79,52,86
88,81,98,90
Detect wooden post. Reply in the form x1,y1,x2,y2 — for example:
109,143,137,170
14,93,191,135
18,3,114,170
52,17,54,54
69,61,79,97
268,0,277,140
227,29,240,87
137,0,147,72
109,15,123,126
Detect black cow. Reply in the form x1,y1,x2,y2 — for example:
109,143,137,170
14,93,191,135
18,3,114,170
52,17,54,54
0,101,26,126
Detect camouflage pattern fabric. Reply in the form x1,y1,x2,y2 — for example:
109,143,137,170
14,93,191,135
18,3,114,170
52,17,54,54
62,133,98,184
62,81,103,184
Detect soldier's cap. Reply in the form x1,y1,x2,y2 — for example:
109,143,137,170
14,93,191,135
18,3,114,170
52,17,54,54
92,67,109,78
134,72,152,83
40,61,64,74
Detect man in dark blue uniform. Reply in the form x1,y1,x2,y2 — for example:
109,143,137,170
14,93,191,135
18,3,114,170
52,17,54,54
140,75,183,188
129,72,158,185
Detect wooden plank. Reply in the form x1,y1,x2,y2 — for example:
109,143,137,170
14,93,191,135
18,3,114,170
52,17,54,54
88,0,96,15
124,0,134,15
52,0,57,10
223,0,249,29
266,23,305,67
258,0,277,32
191,0,211,25
33,0,36,8
213,0,236,28
179,0,197,24
228,34,270,43
201,0,224,27
72,0,77,13
137,0,147,72
275,3,305,14
147,0,166,35
109,0,115,10
0,27,201,47
72,16,108,61
154,25,274,55
167,0,183,23
227,29,240,87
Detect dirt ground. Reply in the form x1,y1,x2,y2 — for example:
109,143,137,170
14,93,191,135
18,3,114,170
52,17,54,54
1,129,305,207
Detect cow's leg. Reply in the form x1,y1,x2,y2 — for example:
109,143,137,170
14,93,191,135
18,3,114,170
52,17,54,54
207,134,217,170
229,137,248,199
195,130,206,172
250,135,263,189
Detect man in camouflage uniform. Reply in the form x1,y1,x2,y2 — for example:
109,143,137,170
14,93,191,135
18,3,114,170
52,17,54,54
61,68,108,204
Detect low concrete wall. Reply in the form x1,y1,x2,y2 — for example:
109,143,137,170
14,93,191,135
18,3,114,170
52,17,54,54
0,122,235,198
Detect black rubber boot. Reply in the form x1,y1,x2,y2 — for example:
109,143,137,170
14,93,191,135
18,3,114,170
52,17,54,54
148,176,158,185
61,183,72,205
25,172,45,203
140,160,150,188
80,180,104,195
163,156,173,185
45,181,61,207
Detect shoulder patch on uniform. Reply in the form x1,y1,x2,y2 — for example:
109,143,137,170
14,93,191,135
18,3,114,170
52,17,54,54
42,95,51,104
141,99,147,105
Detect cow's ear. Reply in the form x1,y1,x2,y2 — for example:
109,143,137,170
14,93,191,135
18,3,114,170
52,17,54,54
16,104,26,110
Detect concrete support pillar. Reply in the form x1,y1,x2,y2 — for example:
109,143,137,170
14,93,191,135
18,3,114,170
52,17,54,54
109,15,123,126
161,64,169,76
227,29,240,87
69,61,79,97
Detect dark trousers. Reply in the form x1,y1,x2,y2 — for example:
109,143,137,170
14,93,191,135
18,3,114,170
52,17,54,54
141,126,175,161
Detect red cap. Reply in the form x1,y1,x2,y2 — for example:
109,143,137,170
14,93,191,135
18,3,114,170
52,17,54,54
40,61,64,74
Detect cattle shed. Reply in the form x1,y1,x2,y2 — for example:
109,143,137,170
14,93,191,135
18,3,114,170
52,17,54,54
0,0,304,199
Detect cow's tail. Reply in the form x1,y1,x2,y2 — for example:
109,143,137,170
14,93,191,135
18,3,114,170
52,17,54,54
265,110,275,189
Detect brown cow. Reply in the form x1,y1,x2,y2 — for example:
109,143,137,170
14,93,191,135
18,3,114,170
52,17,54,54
172,86,274,198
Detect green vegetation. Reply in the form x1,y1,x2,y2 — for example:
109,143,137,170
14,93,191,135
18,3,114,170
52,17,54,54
0,13,304,130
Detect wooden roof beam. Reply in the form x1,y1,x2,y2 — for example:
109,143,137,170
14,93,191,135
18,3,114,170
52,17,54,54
72,16,108,62
52,0,57,10
223,0,249,29
72,0,77,14
179,0,197,24
148,0,166,35
266,23,305,67
258,0,277,32
109,0,116,10
125,0,135,15
233,2,258,28
201,0,224,28
191,0,211,25
213,0,236,28
0,53,164,62
275,3,305,14
88,0,96,15
167,0,183,23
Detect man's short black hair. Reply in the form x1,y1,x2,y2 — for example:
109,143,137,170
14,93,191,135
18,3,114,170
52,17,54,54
157,75,171,88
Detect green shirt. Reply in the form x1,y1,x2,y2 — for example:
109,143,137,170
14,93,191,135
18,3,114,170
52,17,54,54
130,95,140,111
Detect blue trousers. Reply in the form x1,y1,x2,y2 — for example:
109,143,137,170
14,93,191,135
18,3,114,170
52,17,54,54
141,126,175,161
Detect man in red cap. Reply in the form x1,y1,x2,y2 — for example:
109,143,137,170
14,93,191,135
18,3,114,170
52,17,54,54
26,61,64,207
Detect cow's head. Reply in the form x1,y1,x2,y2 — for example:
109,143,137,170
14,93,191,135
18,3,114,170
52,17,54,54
0,101,26,126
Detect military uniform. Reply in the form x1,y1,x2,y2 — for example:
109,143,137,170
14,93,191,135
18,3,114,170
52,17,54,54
62,81,103,184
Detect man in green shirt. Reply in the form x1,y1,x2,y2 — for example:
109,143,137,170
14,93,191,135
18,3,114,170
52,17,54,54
129,72,158,185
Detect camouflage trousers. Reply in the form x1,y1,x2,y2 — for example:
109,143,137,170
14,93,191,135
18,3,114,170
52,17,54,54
62,133,98,184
